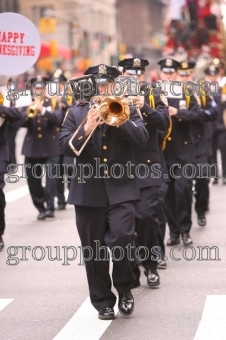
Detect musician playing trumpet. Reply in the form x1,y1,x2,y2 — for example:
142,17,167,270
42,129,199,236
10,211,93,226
20,75,64,220
118,57,170,283
59,64,149,320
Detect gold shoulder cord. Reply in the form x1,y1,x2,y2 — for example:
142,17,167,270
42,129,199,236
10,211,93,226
149,88,155,109
200,81,206,108
162,118,172,151
51,97,57,110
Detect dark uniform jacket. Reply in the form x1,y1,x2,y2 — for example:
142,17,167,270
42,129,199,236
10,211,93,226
20,97,64,158
0,105,21,169
132,87,170,188
59,102,149,207
163,94,208,167
191,95,218,159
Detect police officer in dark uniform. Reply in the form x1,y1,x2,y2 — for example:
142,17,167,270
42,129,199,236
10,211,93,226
178,62,218,227
20,75,64,220
158,58,209,246
205,65,226,185
50,69,75,209
0,103,21,249
59,64,149,320
118,57,170,285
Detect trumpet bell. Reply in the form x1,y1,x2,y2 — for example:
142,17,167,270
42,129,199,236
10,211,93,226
99,96,130,126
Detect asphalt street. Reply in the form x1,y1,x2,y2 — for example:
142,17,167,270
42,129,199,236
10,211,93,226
1,128,226,340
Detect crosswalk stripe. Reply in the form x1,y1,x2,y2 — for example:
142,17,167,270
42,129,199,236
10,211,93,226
53,297,118,340
0,299,14,312
194,295,226,340
5,185,29,203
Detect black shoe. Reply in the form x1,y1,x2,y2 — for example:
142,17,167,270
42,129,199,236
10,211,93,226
45,210,55,218
157,259,167,269
182,233,193,246
166,237,180,246
198,213,206,227
144,269,160,287
118,291,134,316
212,178,218,185
0,235,4,250
57,204,66,210
98,306,115,320
37,212,46,220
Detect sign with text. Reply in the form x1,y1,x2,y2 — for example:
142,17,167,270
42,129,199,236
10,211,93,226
0,12,41,76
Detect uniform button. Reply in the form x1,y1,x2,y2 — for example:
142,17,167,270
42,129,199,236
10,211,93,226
147,160,151,163
52,136,56,139
38,134,42,138
78,177,80,180
103,146,107,150
145,122,147,125
197,134,201,138
103,134,106,137
168,137,172,141
104,170,108,175
143,112,146,116
130,175,134,178
37,119,41,123
56,127,60,132
103,158,107,162
184,141,188,145
178,119,182,122
37,127,41,131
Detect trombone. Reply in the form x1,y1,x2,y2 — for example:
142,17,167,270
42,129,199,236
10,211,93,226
69,86,130,156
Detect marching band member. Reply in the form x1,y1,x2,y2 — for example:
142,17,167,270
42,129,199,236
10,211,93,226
59,64,149,320
118,57,170,283
0,101,21,250
158,58,206,246
50,69,75,210
178,61,218,227
20,75,64,220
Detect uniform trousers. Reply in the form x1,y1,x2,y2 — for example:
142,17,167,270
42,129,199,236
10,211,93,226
55,155,74,205
194,178,209,214
75,201,137,311
25,155,60,213
212,131,226,177
157,182,169,259
135,186,160,271
0,162,7,236
165,166,193,238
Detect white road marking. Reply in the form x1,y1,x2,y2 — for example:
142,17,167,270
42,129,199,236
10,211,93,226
0,299,14,312
53,297,118,340
5,185,29,203
194,295,226,340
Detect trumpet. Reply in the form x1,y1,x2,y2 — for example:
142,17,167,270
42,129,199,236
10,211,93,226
69,88,130,156
26,97,44,118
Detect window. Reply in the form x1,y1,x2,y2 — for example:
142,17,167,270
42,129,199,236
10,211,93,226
0,0,18,12
32,6,54,25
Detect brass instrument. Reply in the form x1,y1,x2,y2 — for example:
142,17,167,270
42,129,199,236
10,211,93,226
0,93,4,105
69,88,130,156
26,97,44,118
